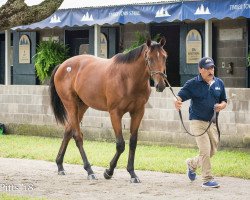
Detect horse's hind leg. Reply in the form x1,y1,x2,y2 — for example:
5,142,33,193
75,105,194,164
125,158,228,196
57,97,96,179
55,102,86,175
72,102,97,180
56,127,73,175
104,110,125,180
127,108,145,183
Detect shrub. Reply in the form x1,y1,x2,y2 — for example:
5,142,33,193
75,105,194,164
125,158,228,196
123,31,160,53
34,38,69,84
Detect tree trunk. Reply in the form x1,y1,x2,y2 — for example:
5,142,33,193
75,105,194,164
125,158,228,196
0,0,64,31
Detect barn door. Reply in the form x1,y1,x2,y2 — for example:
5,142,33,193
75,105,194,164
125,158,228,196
13,31,37,85
180,24,205,86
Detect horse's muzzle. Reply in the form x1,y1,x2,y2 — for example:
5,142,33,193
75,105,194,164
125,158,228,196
155,83,166,92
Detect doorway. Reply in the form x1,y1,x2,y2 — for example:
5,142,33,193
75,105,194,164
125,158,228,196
151,24,180,86
101,27,119,58
12,31,36,85
248,20,250,88
65,30,89,56
65,28,119,58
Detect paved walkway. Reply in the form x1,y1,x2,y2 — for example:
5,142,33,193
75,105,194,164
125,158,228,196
0,158,250,200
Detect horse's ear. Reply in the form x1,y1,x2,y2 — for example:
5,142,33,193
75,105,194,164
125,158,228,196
146,37,151,47
160,36,166,47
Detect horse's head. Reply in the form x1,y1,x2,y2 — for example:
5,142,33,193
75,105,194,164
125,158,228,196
145,37,167,92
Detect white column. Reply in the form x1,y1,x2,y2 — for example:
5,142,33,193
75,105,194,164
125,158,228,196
205,20,212,57
5,29,11,85
94,24,101,57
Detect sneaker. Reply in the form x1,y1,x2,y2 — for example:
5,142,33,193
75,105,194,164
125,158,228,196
186,161,196,181
202,181,220,188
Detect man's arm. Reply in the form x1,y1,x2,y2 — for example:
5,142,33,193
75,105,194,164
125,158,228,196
174,96,183,110
216,80,227,112
215,101,227,112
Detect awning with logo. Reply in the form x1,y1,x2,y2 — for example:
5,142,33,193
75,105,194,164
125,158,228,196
13,0,250,30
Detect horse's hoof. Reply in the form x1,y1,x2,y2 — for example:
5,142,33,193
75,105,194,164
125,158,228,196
103,169,112,179
58,170,66,175
87,174,98,180
130,177,141,183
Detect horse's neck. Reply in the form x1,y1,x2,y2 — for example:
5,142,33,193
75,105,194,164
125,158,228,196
126,58,150,84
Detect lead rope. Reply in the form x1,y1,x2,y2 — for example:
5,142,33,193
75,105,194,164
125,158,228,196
155,72,221,140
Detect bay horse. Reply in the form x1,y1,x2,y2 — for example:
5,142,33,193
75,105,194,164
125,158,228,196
49,37,167,183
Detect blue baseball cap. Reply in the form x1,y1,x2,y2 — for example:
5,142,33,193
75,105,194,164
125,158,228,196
198,57,216,69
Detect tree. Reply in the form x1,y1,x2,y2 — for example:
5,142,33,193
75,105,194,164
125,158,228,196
0,0,64,31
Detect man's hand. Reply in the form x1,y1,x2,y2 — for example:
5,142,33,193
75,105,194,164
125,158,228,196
174,96,182,110
214,101,227,112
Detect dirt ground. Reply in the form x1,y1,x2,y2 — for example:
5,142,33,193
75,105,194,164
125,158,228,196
0,157,250,200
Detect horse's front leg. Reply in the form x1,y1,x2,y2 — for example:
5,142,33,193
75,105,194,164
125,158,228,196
127,108,145,183
104,110,125,180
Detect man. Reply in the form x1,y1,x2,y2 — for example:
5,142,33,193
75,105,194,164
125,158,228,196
174,57,227,188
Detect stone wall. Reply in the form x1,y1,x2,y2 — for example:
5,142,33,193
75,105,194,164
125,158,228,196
38,28,65,43
0,85,249,148
214,19,248,88
122,24,149,50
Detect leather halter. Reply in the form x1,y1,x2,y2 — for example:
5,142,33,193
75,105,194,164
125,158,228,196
144,50,166,80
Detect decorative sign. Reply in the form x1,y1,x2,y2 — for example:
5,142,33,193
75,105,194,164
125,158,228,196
19,35,30,64
186,29,202,64
42,36,59,42
79,44,89,55
219,28,243,41
100,33,108,58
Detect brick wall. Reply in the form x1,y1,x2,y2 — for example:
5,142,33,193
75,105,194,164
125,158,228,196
0,85,249,148
214,19,248,88
122,24,149,50
38,28,65,43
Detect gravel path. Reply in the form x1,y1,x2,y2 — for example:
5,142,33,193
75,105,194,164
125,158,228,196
0,157,249,200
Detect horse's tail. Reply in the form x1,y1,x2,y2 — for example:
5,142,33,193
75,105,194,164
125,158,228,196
49,65,67,125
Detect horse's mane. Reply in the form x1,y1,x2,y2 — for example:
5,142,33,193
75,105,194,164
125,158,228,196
114,44,145,64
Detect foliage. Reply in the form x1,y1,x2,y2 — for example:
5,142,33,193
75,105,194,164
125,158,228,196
34,38,69,84
0,135,250,179
0,193,46,200
123,31,161,53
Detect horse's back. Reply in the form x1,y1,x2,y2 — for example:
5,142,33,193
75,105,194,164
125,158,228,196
55,54,110,84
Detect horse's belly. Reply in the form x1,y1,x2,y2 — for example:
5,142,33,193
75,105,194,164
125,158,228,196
87,102,108,111
79,93,108,111
75,67,109,111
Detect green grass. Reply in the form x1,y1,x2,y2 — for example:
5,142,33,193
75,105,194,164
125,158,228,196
0,134,249,179
0,193,46,200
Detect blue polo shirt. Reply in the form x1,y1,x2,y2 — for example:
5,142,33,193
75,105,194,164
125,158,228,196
178,74,227,121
